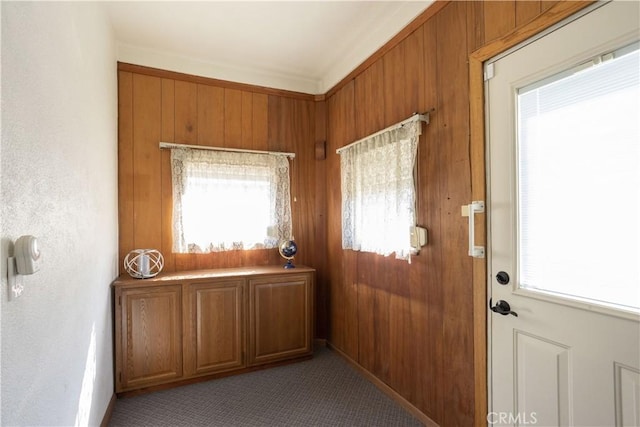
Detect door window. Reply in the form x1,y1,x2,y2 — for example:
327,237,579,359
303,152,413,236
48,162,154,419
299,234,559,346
516,42,640,311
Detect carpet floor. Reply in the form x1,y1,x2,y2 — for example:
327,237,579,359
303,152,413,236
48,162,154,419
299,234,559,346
109,347,423,426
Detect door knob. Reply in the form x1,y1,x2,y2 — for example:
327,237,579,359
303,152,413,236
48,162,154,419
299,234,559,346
490,299,518,317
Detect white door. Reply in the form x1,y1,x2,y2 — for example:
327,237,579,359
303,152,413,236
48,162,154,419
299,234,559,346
487,2,640,426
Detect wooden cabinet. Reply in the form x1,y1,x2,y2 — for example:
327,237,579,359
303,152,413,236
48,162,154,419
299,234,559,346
113,266,314,393
248,274,313,366
116,285,183,391
185,279,245,376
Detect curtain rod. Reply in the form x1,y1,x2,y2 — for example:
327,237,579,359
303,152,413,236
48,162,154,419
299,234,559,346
336,112,431,155
159,142,295,159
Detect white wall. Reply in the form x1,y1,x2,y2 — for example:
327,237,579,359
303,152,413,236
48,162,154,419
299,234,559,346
1,2,118,425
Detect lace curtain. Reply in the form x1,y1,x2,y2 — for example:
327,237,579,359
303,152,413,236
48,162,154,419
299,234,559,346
339,120,420,261
171,148,292,253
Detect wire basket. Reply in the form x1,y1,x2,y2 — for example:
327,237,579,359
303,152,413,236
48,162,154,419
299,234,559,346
124,249,164,279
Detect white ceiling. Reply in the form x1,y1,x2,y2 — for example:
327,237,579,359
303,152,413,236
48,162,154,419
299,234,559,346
105,1,433,94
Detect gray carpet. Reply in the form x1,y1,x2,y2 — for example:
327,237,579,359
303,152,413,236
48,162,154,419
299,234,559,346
109,347,423,426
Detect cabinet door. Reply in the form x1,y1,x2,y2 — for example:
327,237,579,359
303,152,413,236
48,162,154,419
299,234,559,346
118,285,182,391
186,280,245,376
248,273,313,366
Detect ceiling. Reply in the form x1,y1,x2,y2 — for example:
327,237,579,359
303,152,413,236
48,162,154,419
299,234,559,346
105,1,433,94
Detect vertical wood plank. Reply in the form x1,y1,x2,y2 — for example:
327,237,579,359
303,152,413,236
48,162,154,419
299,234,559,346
388,277,412,399
403,26,430,412
403,26,426,114
383,43,405,126
484,1,516,43
377,26,425,404
241,91,253,149
290,98,303,243
355,268,375,373
253,93,269,151
224,88,243,149
365,61,385,136
174,80,198,271
132,74,163,251
291,99,315,268
436,2,474,425
175,81,198,145
405,15,444,422
353,72,367,141
326,82,358,360
314,100,328,339
360,254,393,383
267,95,282,153
350,26,427,407
197,84,224,146
354,60,384,381
277,95,289,153
467,0,486,53
161,78,176,272
339,82,359,362
267,95,318,271
118,71,134,272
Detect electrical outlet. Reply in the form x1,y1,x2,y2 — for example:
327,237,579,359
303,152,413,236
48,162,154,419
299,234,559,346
410,226,428,252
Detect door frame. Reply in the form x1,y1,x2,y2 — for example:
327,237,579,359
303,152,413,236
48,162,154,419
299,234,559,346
468,2,597,425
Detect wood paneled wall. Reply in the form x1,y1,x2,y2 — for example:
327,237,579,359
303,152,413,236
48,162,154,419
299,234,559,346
117,64,327,335
323,1,589,425
325,3,475,423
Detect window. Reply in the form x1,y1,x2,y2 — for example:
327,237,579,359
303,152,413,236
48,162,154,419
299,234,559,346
339,120,421,262
170,148,292,253
517,42,640,310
